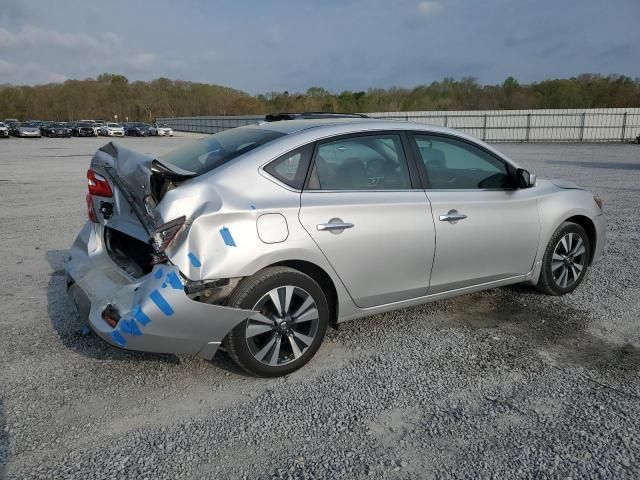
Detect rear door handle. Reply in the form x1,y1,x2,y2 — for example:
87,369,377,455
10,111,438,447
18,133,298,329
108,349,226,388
439,210,467,222
317,222,354,231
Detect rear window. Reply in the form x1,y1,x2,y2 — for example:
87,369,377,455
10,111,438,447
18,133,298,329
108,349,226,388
158,127,286,175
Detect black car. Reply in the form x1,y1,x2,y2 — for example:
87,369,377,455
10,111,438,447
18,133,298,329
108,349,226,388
72,122,98,137
6,121,20,135
45,122,72,137
124,122,151,136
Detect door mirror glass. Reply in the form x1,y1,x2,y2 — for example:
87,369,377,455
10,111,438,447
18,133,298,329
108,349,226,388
516,168,534,188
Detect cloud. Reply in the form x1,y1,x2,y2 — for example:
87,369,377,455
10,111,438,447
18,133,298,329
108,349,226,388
0,58,16,74
416,1,443,17
0,25,127,52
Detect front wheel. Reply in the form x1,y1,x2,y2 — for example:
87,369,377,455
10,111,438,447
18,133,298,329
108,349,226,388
224,267,329,377
537,221,591,295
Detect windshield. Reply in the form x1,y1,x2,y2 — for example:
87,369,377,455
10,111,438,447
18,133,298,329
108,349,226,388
158,127,286,175
21,122,38,127
108,123,121,128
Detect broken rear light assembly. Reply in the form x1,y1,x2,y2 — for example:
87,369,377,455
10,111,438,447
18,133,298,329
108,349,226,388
151,216,186,253
87,169,113,197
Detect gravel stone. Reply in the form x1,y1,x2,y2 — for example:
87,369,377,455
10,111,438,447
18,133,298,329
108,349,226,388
0,137,638,479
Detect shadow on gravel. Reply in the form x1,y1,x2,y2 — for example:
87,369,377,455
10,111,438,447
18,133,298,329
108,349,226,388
0,399,8,479
448,288,640,375
547,160,640,171
46,249,181,365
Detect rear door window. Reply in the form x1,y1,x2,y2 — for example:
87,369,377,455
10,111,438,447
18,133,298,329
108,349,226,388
307,134,411,190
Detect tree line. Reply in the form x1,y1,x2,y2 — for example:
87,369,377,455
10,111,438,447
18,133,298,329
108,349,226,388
0,73,638,122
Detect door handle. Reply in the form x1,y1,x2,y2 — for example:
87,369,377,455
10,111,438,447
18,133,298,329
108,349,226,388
317,222,354,231
439,210,467,222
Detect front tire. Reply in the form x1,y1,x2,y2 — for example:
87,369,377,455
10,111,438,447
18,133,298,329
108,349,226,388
537,221,591,295
224,267,329,377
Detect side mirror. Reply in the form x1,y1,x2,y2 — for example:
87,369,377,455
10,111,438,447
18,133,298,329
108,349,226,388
516,168,535,188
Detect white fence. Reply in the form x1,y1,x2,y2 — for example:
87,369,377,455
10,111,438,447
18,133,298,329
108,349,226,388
158,107,640,142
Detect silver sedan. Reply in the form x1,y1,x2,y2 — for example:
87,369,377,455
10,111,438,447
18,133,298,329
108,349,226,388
66,118,605,376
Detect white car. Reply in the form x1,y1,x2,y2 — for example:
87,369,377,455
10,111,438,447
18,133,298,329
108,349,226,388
150,123,174,136
100,123,125,137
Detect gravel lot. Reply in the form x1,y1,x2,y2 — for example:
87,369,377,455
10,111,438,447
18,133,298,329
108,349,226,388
1,135,639,479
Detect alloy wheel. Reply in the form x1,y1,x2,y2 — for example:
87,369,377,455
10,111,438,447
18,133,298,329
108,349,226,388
552,232,586,288
246,286,320,366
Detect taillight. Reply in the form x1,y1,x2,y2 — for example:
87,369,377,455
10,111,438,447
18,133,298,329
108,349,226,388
152,216,186,252
87,169,113,197
86,194,98,222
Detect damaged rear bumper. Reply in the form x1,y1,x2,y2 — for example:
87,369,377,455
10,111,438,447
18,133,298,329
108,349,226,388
65,222,252,359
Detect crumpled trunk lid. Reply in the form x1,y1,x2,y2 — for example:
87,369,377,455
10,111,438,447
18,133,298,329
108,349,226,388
89,142,156,242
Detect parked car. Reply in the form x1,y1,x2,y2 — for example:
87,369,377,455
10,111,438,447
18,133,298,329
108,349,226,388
73,122,98,137
44,122,72,138
149,123,174,136
66,118,605,377
100,122,125,137
0,122,9,137
14,121,42,138
124,122,151,136
5,120,20,136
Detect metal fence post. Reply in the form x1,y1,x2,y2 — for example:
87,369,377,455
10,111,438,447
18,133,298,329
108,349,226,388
525,113,531,142
621,112,628,142
444,114,448,127
579,112,586,142
482,114,487,141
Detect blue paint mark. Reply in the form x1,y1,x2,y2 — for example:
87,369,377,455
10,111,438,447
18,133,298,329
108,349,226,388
188,252,201,268
154,269,163,279
111,330,127,347
119,319,142,336
150,289,174,316
162,283,167,288
132,304,151,326
219,226,237,247
166,271,183,290
250,205,256,210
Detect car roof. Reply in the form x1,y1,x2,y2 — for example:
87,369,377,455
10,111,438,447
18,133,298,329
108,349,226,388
244,118,520,169
253,118,472,140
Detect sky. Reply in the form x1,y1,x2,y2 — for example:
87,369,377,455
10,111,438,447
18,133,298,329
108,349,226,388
0,0,639,94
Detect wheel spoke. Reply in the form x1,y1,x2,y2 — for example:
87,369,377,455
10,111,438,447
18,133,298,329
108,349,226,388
287,335,303,359
268,336,282,365
283,286,294,314
572,245,586,257
293,307,319,324
292,295,315,318
570,237,583,256
254,334,277,362
573,262,583,272
552,253,564,262
246,323,273,338
558,267,568,287
249,312,275,326
292,330,314,346
269,289,284,316
551,261,564,272
560,235,570,254
570,265,580,282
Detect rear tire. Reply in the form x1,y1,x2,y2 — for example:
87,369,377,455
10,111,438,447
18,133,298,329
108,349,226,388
537,221,591,295
225,267,329,377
